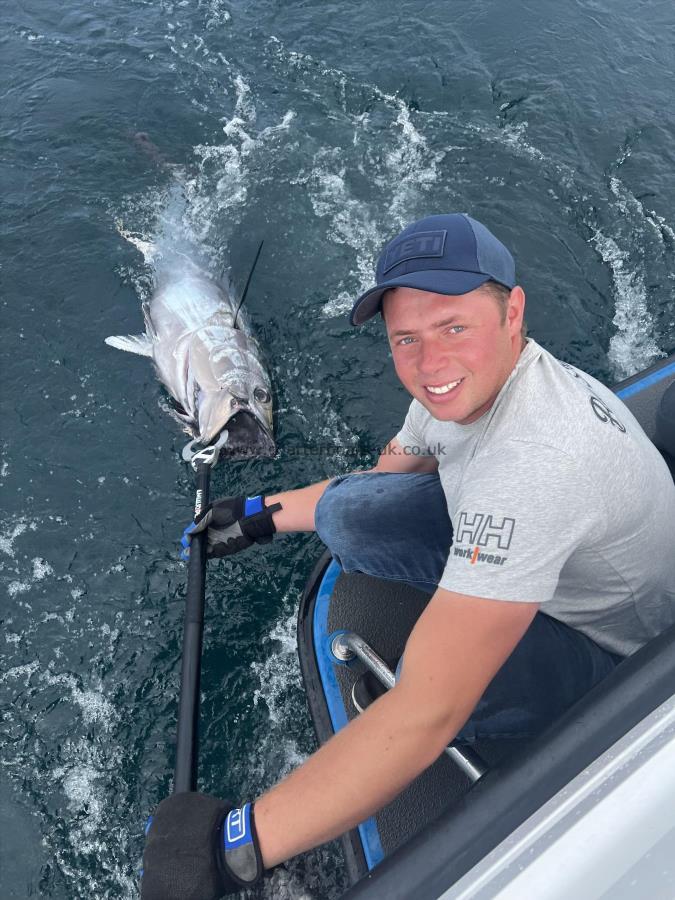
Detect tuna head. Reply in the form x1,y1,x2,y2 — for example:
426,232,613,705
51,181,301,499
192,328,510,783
189,327,275,458
196,383,274,457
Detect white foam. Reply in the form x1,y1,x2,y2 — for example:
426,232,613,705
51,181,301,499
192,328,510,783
645,208,675,244
232,74,255,124
8,580,31,597
1,660,39,684
249,608,347,898
76,689,116,726
263,867,316,900
42,670,116,728
250,609,309,780
201,0,231,29
32,557,54,580
0,520,28,557
590,228,663,379
384,100,445,228
263,36,451,320
308,161,382,318
18,28,43,42
62,764,103,831
608,172,675,248
115,222,159,266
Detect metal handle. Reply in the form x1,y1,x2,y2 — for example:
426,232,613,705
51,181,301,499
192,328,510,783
331,631,487,783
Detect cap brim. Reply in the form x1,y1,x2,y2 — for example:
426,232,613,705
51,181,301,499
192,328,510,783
349,270,492,326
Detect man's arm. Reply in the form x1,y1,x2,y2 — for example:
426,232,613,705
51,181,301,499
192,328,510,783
253,588,538,867
266,437,438,533
371,436,439,475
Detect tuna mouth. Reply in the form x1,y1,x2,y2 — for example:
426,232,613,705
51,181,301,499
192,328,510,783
213,410,275,459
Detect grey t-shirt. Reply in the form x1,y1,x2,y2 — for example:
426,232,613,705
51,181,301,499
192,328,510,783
396,338,675,656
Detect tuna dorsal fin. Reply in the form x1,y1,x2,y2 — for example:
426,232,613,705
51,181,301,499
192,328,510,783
233,239,264,329
104,334,154,357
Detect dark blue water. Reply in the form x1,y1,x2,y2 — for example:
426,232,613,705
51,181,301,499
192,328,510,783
2,1,674,896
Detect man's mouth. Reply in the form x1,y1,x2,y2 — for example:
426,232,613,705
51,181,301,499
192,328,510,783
424,377,464,397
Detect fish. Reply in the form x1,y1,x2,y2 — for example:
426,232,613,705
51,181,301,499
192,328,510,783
105,254,275,460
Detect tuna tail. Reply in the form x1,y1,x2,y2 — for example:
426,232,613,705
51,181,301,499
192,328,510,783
104,334,154,357
132,131,168,168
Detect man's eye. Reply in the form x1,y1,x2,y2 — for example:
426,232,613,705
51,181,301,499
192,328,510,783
447,326,465,334
397,336,416,346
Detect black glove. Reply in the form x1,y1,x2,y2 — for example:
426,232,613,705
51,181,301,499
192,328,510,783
180,495,282,560
141,793,264,900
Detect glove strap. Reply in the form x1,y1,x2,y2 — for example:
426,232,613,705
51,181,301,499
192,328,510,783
241,496,283,544
219,802,264,886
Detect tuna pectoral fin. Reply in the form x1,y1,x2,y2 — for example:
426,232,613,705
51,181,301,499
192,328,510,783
104,334,154,357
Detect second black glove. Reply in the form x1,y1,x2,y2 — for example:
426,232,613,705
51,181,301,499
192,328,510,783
141,793,265,900
180,495,282,560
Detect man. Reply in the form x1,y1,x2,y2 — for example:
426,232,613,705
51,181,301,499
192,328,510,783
142,213,675,899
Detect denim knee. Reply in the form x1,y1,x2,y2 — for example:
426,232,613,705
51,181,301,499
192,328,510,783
315,470,452,588
315,475,365,567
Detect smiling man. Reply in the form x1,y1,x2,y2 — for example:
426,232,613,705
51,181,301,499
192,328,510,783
142,214,675,899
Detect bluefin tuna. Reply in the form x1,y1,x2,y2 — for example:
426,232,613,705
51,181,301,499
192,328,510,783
105,255,275,459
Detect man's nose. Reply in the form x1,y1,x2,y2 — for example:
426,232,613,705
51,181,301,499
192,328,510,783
417,338,447,376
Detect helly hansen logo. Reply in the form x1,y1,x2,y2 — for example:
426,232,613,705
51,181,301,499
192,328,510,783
453,546,508,566
455,511,515,550
226,806,248,844
383,230,447,274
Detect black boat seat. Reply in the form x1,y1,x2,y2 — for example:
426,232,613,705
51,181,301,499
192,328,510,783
655,380,675,460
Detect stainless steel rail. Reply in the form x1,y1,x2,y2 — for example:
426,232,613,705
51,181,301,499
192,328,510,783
331,631,487,783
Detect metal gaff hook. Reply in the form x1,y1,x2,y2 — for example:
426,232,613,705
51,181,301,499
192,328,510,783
181,429,229,467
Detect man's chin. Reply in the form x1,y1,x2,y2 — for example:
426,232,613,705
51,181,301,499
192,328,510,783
415,391,492,426
416,396,464,422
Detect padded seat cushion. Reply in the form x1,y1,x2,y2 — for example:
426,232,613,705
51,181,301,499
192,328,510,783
655,381,675,458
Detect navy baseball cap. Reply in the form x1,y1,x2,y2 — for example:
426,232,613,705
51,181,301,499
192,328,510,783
349,213,516,326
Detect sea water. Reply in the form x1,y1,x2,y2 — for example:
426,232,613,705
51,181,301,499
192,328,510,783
2,0,674,895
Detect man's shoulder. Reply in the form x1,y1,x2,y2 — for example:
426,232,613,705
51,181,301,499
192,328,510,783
489,342,650,461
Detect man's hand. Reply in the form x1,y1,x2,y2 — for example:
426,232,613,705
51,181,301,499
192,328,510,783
141,793,264,900
180,495,282,560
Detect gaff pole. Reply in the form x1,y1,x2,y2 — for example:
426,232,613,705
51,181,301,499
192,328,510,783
173,444,221,794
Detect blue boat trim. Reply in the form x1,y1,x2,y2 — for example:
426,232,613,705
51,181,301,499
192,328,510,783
615,360,675,399
313,560,385,870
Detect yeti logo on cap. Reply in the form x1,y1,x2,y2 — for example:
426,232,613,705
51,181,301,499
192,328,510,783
383,230,447,274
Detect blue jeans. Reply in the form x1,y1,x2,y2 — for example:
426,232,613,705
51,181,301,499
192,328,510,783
315,472,623,744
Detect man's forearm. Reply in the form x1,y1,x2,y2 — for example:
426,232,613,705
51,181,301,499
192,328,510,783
266,466,374,534
265,479,334,533
253,684,460,868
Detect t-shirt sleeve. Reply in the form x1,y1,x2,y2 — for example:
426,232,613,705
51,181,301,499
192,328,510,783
440,444,607,603
395,399,433,456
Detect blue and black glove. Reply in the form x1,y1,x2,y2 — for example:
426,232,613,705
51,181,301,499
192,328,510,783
180,495,282,560
141,793,264,900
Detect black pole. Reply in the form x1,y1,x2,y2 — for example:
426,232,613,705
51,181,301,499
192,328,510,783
174,460,211,794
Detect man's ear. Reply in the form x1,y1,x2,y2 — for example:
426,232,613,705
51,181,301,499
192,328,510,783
507,286,526,335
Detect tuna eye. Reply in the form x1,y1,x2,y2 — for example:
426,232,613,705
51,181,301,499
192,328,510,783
254,387,270,403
